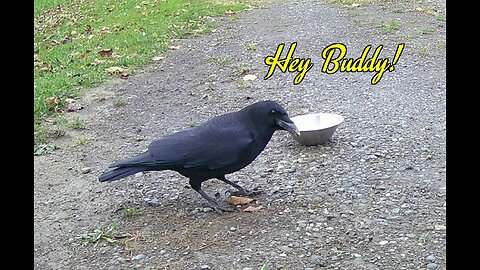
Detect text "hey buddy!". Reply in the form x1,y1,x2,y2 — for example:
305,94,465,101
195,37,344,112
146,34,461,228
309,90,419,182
264,42,405,85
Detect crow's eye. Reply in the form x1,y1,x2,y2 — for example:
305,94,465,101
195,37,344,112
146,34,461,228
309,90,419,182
271,109,277,115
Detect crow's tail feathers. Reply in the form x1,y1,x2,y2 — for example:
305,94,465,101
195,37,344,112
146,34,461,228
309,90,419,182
99,167,145,182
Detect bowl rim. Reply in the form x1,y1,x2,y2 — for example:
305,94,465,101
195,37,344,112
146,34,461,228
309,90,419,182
291,112,344,132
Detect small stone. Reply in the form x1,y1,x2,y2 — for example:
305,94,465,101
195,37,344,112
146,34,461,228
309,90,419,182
426,255,436,263
378,240,388,245
278,245,292,253
132,254,146,260
230,227,237,231
200,265,211,269
202,207,212,213
427,263,438,269
99,246,111,254
327,189,336,196
352,257,364,265
287,167,296,173
147,198,160,206
81,167,91,174
386,215,402,221
318,191,328,198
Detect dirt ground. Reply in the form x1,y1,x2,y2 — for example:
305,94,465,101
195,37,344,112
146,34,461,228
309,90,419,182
34,0,446,269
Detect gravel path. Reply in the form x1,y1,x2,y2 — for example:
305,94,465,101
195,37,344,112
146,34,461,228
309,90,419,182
34,0,446,269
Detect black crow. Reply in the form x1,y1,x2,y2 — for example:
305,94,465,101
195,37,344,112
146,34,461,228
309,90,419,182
99,100,299,213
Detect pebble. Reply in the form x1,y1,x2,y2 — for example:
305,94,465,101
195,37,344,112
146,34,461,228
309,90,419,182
426,255,436,263
278,245,293,253
99,246,111,254
81,167,91,174
202,207,212,213
132,254,146,260
200,265,211,269
352,257,364,265
386,215,402,221
427,263,438,269
147,198,160,206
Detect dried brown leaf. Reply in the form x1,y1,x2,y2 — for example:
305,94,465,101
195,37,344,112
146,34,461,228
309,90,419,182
90,59,105,66
243,205,264,212
98,48,113,57
104,66,125,74
228,196,254,206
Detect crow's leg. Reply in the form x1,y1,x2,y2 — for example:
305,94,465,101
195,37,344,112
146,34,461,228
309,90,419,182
217,175,261,197
189,179,232,213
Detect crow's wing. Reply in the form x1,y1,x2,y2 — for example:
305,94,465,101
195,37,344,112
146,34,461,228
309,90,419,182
110,118,254,170
148,123,254,170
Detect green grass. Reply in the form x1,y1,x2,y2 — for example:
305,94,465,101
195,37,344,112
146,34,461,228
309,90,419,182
78,222,125,246
243,42,257,51
34,0,73,17
34,0,247,145
121,207,140,218
381,19,400,33
76,135,89,145
210,56,231,66
113,96,126,107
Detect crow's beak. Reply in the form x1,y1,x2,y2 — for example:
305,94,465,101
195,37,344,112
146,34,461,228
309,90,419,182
277,117,300,136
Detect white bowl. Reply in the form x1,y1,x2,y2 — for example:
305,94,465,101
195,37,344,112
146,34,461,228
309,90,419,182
290,113,344,146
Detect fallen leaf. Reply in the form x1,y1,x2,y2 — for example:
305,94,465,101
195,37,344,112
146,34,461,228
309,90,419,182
61,37,72,44
65,98,84,112
45,97,61,111
228,196,254,205
45,97,60,105
225,10,235,15
152,55,166,61
104,66,125,74
98,48,113,57
243,205,263,212
90,59,104,66
84,24,93,34
99,26,111,34
243,74,257,81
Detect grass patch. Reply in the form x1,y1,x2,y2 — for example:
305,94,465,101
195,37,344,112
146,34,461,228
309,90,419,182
34,0,248,145
260,260,270,270
243,42,257,51
34,143,58,156
237,80,249,89
122,207,140,218
76,136,89,145
210,56,231,66
78,222,127,246
380,19,400,34
417,44,431,56
113,96,126,107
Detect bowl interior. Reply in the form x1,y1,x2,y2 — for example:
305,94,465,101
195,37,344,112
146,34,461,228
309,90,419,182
291,113,344,132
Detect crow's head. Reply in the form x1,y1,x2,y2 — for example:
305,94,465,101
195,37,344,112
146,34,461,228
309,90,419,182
247,100,300,136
